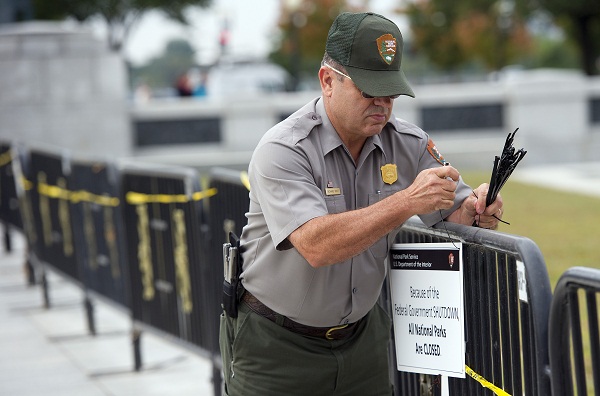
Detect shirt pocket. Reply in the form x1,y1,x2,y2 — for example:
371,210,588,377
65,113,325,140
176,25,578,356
324,195,346,214
367,190,399,259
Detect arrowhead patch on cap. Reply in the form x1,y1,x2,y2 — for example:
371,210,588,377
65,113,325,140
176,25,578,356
376,34,396,65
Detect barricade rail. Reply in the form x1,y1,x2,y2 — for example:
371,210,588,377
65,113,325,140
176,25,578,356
69,158,130,321
549,266,600,396
389,218,553,396
119,163,222,395
1,140,598,396
0,142,23,252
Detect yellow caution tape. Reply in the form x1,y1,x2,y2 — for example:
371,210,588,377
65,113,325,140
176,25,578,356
71,190,119,207
0,150,12,168
240,171,250,191
126,191,189,205
37,181,119,207
38,182,70,200
466,365,511,396
20,176,33,191
37,180,218,207
126,187,217,205
192,188,218,201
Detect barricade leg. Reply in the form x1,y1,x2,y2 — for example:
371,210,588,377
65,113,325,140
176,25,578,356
25,252,35,286
212,353,222,396
84,294,96,336
3,223,11,252
132,327,142,371
41,268,50,309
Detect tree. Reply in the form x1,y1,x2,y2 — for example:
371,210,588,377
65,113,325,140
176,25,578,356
404,0,534,73
130,39,197,90
269,0,365,90
32,0,212,52
537,0,600,75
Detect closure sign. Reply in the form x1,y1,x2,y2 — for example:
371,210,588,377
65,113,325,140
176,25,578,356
389,243,465,378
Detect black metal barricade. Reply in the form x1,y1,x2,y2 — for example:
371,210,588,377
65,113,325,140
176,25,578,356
10,144,38,286
27,148,80,283
69,159,130,310
0,142,23,252
11,144,35,245
120,163,219,351
122,164,198,339
387,218,553,396
207,167,250,243
549,266,600,396
13,151,592,396
205,167,250,352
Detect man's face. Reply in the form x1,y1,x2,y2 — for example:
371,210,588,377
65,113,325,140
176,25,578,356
325,70,395,143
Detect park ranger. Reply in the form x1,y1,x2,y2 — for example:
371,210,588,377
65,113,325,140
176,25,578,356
219,11,504,396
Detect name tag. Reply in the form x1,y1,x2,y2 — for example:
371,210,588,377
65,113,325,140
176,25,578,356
325,187,341,196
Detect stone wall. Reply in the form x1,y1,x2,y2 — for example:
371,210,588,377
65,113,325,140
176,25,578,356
0,21,131,158
129,73,600,171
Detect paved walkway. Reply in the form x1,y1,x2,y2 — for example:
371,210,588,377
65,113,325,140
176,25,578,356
0,233,216,396
514,162,600,198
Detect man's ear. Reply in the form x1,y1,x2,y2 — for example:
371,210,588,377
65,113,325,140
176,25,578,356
319,67,334,97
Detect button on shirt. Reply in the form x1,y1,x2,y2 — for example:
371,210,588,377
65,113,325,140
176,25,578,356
240,97,471,327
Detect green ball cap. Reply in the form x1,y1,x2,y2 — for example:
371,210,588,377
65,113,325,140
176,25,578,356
326,12,415,98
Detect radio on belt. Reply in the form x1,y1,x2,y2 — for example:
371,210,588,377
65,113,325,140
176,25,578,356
222,232,243,318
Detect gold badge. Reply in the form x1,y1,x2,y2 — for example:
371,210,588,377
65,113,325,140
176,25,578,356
376,34,396,65
380,164,398,185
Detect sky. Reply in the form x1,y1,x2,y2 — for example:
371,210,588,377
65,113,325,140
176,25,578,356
120,0,404,67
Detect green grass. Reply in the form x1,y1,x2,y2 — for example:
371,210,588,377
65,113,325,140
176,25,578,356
462,172,600,290
462,172,599,395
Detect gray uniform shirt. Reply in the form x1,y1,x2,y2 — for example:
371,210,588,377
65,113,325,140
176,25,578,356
240,97,471,327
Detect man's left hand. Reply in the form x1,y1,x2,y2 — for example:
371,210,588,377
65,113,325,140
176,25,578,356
447,183,504,229
470,183,504,229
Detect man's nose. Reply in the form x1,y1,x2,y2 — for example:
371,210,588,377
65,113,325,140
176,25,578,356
373,96,393,107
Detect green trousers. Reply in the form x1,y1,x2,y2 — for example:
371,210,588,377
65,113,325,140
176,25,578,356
219,301,393,396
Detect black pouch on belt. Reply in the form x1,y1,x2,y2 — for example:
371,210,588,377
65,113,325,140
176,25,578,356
222,232,243,318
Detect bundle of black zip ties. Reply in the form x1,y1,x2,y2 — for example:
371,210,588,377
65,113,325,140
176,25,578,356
482,128,527,226
487,128,527,206
440,128,526,238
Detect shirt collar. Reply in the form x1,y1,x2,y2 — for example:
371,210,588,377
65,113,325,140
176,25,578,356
315,98,389,158
315,98,343,156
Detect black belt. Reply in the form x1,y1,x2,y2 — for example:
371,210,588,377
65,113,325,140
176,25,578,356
242,292,360,340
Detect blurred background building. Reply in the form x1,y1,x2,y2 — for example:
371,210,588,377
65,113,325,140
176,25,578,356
0,0,32,23
0,0,599,171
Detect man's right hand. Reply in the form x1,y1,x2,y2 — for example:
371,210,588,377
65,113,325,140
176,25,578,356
399,166,459,215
